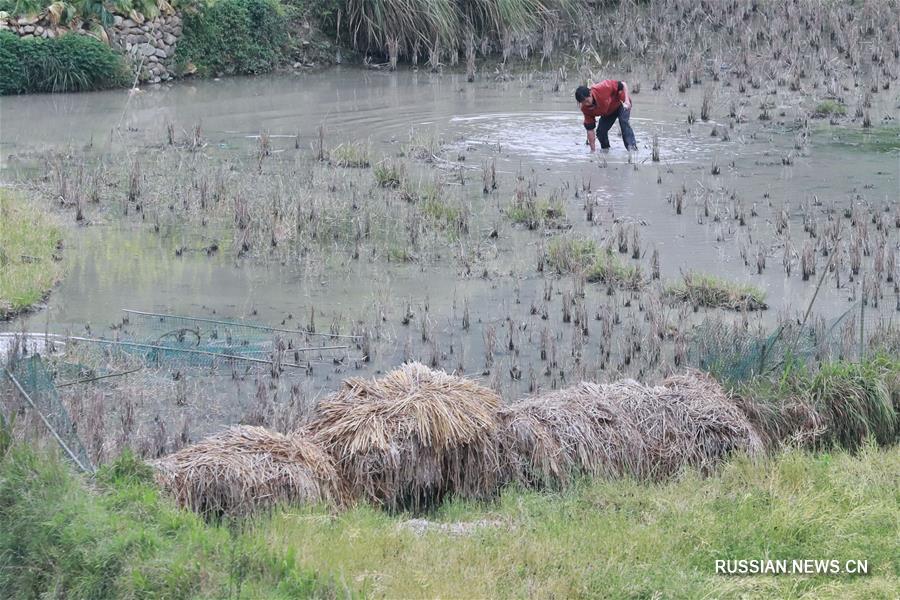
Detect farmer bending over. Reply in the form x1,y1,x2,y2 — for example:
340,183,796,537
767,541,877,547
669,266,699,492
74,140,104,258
576,80,637,152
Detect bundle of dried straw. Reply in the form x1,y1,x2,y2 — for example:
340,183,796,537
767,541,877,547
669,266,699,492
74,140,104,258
498,382,646,489
153,425,342,517
499,371,763,488
312,362,502,512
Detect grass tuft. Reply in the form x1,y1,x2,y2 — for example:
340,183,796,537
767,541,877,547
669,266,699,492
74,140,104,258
546,235,643,289
507,196,565,230
0,444,338,598
666,272,767,310
329,142,371,168
733,355,900,451
373,158,405,188
812,99,848,117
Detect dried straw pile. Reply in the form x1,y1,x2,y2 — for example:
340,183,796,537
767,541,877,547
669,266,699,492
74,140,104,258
312,362,502,512
629,372,765,478
153,425,343,517
499,371,763,488
497,383,647,489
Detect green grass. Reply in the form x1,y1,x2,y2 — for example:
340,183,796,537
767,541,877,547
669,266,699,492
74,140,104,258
258,447,900,598
506,196,565,230
3,439,896,598
330,142,371,168
813,99,848,117
667,272,768,310
373,158,405,188
546,235,643,289
809,359,898,448
0,189,64,319
0,447,339,598
732,355,900,451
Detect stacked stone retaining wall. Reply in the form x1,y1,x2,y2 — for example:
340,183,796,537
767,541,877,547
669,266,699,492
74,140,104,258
1,12,182,84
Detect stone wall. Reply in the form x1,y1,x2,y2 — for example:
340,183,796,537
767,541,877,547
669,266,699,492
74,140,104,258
109,14,182,84
0,12,182,84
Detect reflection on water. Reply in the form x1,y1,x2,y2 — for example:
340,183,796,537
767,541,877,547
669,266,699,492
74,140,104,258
450,112,715,164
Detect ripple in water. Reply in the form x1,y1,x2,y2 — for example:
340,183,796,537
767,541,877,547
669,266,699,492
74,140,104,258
449,112,716,165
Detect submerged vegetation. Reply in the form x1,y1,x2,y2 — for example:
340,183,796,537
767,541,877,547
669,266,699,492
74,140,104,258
812,99,848,118
817,125,900,153
0,190,64,319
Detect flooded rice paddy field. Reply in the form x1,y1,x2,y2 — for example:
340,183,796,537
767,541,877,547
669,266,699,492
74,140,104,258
1,66,898,459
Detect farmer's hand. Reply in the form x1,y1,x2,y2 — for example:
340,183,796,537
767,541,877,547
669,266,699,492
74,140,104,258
624,98,632,110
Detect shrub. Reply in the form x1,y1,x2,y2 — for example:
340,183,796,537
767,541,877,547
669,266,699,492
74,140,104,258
0,30,128,94
176,0,290,76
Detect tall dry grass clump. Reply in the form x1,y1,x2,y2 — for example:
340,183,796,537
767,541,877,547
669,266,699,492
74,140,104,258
153,426,343,517
312,362,502,512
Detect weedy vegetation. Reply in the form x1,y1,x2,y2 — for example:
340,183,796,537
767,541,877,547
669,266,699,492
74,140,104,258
0,190,64,319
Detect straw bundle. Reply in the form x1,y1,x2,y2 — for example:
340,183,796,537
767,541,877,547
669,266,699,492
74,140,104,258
312,362,502,512
497,383,647,489
498,371,763,488
153,426,342,517
617,371,765,478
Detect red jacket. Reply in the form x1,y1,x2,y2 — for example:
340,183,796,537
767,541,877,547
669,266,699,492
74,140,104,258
581,80,626,127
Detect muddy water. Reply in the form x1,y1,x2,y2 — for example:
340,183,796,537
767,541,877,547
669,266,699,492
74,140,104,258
1,68,899,442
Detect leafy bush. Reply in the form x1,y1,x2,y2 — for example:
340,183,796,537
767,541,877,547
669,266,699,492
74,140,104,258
0,31,128,94
176,0,289,76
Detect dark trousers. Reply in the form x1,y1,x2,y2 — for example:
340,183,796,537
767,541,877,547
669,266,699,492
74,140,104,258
597,105,637,150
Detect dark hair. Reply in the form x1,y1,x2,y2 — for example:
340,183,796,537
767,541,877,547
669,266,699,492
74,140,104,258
575,85,591,102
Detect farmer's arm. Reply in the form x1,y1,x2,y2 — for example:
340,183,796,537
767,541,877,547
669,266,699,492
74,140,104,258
619,81,631,109
584,119,597,152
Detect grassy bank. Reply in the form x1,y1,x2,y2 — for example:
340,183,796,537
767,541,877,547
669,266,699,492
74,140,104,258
0,190,64,319
1,438,897,598
0,447,337,598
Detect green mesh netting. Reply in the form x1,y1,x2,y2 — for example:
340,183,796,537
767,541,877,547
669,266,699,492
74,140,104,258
5,353,94,472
